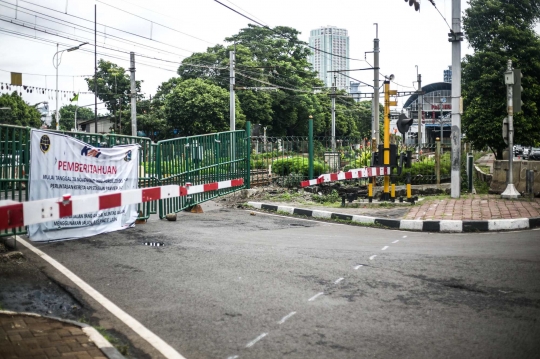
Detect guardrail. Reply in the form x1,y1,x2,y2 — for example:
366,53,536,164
300,167,391,187
0,178,244,231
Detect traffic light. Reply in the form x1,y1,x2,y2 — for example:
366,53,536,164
405,0,420,11
513,69,523,113
397,113,414,135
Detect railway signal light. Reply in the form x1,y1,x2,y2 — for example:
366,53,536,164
397,113,414,135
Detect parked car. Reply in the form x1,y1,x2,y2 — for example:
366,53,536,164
523,147,530,159
528,148,540,161
514,145,523,155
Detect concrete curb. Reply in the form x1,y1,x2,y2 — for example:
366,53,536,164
0,310,125,359
247,202,540,233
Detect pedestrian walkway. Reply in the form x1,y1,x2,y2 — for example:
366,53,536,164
405,195,540,221
0,312,122,359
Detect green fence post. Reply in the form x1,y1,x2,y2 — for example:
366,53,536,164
246,121,251,189
308,115,314,179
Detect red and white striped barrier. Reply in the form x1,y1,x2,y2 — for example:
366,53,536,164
300,167,391,187
0,178,244,231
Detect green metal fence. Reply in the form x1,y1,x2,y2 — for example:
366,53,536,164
157,128,249,218
0,125,31,237
0,125,158,237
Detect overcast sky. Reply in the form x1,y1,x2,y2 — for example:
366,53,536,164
0,0,473,115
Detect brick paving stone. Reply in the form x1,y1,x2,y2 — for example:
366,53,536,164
0,314,117,359
404,196,540,220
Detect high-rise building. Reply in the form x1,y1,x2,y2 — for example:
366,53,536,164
444,66,452,83
308,26,350,90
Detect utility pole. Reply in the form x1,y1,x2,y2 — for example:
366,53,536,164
331,76,336,152
55,43,59,131
130,52,136,137
417,73,422,156
373,24,380,146
450,0,463,198
230,49,235,131
94,4,97,134
501,59,520,198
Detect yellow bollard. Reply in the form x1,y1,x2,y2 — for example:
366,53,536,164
391,184,396,202
406,183,412,199
368,182,373,203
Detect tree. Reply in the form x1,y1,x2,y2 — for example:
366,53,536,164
85,60,142,134
0,91,42,128
175,26,339,137
462,0,540,158
164,78,245,137
51,104,94,131
133,99,168,142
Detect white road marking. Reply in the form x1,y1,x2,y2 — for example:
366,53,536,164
16,236,186,359
334,277,344,284
354,265,363,270
381,246,389,251
278,311,297,324
227,355,239,359
369,255,377,260
246,333,268,348
403,235,408,238
308,292,324,301
392,240,399,243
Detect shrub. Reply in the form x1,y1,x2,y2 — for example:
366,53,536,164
272,157,329,177
343,151,372,171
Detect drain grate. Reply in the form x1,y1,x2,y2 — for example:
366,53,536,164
144,242,164,247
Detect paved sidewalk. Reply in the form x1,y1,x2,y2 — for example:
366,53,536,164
405,195,540,221
0,312,122,359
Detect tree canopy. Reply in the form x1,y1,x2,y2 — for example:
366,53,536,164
0,91,42,128
85,60,142,134
164,78,245,137
51,104,94,131
172,25,367,138
462,0,540,157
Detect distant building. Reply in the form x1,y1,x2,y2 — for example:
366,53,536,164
444,66,452,83
308,26,350,90
403,82,452,146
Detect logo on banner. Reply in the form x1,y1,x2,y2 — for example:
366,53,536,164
124,150,132,162
40,135,51,153
81,146,101,158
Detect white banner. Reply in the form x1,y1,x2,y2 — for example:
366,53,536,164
28,130,139,242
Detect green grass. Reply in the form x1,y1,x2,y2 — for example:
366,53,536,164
94,326,129,356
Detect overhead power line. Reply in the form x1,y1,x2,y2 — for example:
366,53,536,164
213,0,364,62
94,0,214,45
12,0,202,54
0,2,195,58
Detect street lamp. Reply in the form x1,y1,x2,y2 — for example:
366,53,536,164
53,42,88,131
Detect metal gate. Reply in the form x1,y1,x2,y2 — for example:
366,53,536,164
157,129,249,218
0,124,251,236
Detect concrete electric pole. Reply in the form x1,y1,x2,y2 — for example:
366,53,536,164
331,76,336,152
130,52,137,137
417,73,422,156
373,24,380,146
449,0,463,198
501,59,520,199
230,49,235,131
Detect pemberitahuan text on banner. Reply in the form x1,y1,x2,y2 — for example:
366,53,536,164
28,129,140,242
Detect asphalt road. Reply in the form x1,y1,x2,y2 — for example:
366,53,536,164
30,202,540,359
